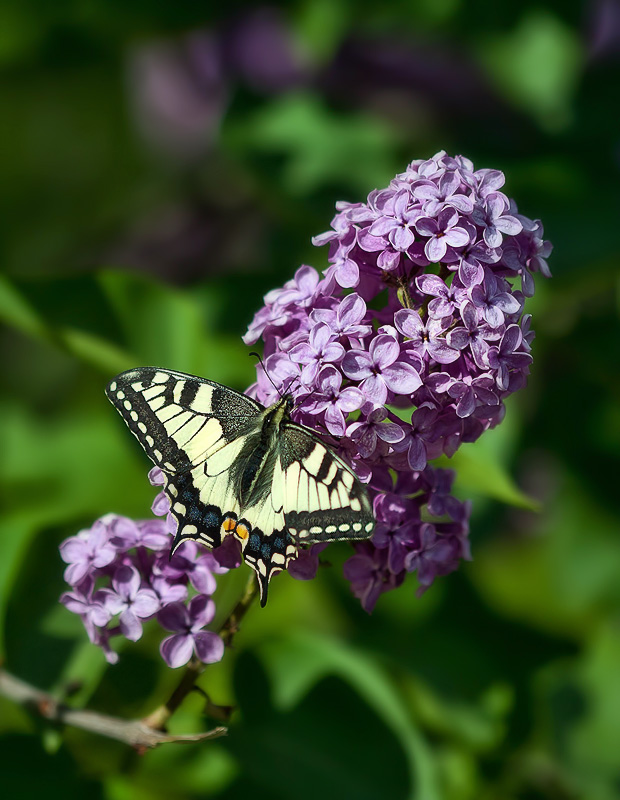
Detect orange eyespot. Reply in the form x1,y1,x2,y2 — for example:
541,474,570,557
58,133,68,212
222,516,237,533
236,523,250,540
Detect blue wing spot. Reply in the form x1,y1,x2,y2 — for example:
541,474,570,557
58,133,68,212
249,534,260,550
261,542,271,559
187,505,202,524
274,537,284,550
203,508,221,528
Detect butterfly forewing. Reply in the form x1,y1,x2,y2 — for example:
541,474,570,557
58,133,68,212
106,368,261,473
106,367,374,606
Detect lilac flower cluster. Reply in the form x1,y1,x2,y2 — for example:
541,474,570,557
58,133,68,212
60,471,226,667
244,151,551,610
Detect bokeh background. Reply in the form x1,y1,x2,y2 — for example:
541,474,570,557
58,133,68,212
1,1,619,798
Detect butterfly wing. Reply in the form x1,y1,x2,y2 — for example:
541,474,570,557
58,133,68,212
277,422,375,544
233,421,375,604
106,368,262,473
212,421,375,607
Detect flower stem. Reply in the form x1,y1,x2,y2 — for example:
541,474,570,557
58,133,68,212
142,573,258,731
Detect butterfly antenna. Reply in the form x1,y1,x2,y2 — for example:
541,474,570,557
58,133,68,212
249,351,283,399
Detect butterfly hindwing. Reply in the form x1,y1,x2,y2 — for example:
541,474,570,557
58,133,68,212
107,367,375,607
165,465,297,607
277,423,375,544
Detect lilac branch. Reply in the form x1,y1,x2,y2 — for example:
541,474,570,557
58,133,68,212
0,668,226,749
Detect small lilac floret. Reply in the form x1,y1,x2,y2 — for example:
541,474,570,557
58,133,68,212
158,595,224,668
342,333,421,405
59,521,117,585
95,565,160,641
415,207,470,262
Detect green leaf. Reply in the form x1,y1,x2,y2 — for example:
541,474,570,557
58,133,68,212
230,93,400,195
0,274,134,374
97,270,254,388
58,327,135,374
0,401,152,651
477,10,582,130
441,446,540,511
260,630,440,800
472,473,620,639
0,274,50,342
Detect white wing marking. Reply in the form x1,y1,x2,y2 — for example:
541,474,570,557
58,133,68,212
317,483,330,509
205,437,246,476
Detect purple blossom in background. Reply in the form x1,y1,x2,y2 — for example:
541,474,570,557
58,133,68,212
246,150,551,610
60,514,226,666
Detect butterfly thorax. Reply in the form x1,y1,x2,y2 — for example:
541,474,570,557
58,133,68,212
232,395,293,512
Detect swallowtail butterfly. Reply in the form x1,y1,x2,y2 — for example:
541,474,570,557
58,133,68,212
106,368,375,605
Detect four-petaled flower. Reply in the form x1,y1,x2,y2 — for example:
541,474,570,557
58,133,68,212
289,322,345,384
95,565,160,642
368,189,420,251
416,274,467,320
305,365,365,436
415,207,470,262
413,170,474,217
470,270,522,328
487,324,533,391
472,192,523,248
60,579,111,642
404,524,462,594
342,333,421,405
447,302,502,367
59,522,117,585
347,406,405,459
343,541,405,612
158,595,225,668
310,293,372,343
395,308,460,364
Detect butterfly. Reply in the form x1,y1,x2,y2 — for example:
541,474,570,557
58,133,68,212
106,367,375,606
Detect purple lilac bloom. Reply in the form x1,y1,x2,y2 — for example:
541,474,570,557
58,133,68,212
59,514,226,666
64,152,550,622
247,151,551,609
415,207,470,262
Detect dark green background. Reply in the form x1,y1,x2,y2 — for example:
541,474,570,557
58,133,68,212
1,1,619,798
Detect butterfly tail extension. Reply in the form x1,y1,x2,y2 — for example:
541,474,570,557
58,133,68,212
243,525,297,607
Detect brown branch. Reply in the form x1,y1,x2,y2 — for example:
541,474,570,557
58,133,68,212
0,668,226,750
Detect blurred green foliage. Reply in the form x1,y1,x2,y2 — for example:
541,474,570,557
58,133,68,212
1,1,619,798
